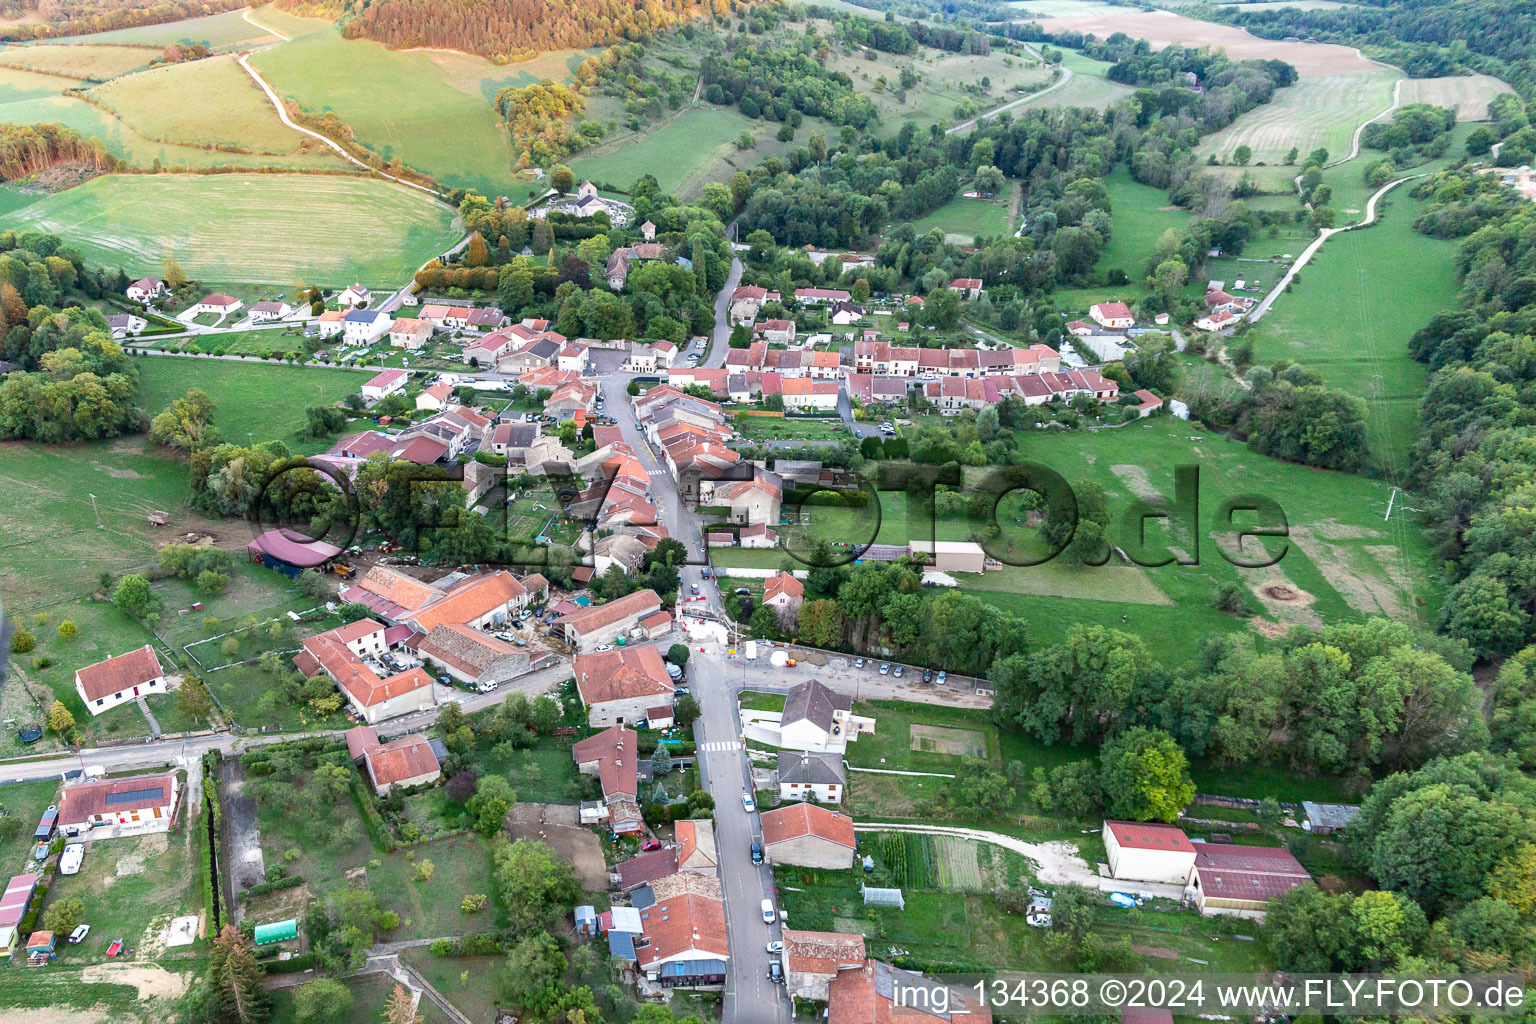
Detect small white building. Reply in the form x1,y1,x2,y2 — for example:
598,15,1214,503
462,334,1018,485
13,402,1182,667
75,645,165,716
338,283,371,309
247,301,293,323
777,751,845,804
361,368,409,401
1103,820,1197,885
58,772,181,841
1089,301,1134,330
106,313,146,339
126,277,166,303
193,293,243,316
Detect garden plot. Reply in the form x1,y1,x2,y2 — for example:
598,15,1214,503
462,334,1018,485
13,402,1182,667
910,724,988,758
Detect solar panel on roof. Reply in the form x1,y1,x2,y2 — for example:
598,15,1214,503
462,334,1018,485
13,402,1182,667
104,786,164,806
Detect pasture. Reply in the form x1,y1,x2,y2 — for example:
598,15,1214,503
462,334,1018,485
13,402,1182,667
0,65,345,172
1399,74,1515,120
90,54,322,153
904,192,1015,243
569,104,764,197
1198,69,1400,166
46,7,280,48
1095,164,1190,280
1243,188,1459,469
133,357,372,451
0,43,155,81
248,27,551,198
5,173,463,284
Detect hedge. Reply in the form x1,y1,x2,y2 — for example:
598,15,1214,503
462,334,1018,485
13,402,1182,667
264,952,319,974
239,875,304,899
349,775,397,853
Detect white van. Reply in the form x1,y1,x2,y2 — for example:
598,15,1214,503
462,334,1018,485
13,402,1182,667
761,898,775,924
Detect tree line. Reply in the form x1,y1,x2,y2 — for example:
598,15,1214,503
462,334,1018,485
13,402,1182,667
0,0,247,42
0,122,119,181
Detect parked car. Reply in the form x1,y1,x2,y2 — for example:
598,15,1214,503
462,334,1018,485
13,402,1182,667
761,898,776,924
936,670,947,684
893,665,904,677
594,644,615,652
475,681,498,694
854,657,865,669
766,940,784,954
641,839,662,852
735,587,751,596
922,668,933,683
878,662,890,675
68,925,90,945
741,793,756,813
751,841,764,864
768,961,784,983
690,584,700,594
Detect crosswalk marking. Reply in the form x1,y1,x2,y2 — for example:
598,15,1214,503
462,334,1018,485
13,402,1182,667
702,740,741,752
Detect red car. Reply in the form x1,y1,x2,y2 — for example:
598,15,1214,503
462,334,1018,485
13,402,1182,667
641,839,662,852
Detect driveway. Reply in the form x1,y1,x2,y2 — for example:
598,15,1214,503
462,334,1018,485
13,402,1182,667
854,823,1187,900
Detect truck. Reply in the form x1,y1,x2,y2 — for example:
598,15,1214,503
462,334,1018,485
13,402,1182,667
744,640,758,661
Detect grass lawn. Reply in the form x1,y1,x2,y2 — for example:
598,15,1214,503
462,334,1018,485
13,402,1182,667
133,357,373,452
270,972,427,1024
1241,187,1459,470
0,970,157,1022
0,780,61,860
399,950,506,1023
732,415,848,441
738,690,787,713
846,698,1001,773
42,810,201,963
457,731,586,805
5,173,462,285
248,26,563,199
570,104,768,198
89,54,330,155
1095,164,1190,282
905,194,1014,244
368,834,498,941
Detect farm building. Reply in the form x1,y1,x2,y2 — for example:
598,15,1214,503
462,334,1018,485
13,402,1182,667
295,624,435,724
344,725,444,795
414,623,530,689
573,646,674,728
907,540,987,574
74,644,165,716
1133,389,1164,418
1189,841,1311,915
1301,802,1360,834
58,772,181,841
1103,820,1196,885
246,528,343,578
782,929,865,1002
760,803,857,868
552,588,663,653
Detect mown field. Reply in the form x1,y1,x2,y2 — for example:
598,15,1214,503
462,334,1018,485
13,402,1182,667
89,53,319,153
248,26,563,198
0,42,156,80
5,173,463,284
1094,164,1190,280
1242,188,1459,470
1198,69,1400,166
46,7,281,48
570,103,765,197
905,191,1015,243
1398,73,1515,119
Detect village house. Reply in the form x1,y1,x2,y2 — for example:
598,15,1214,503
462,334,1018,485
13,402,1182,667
781,930,866,1002
829,301,862,326
573,725,640,805
754,319,796,346
828,961,993,1024
1103,820,1197,885
337,283,371,308
360,368,408,401
75,644,165,716
1194,309,1241,332
1089,301,1135,329
795,287,851,306
126,277,166,303
106,313,146,339
343,308,393,345
193,293,242,317
389,317,432,350
634,879,729,988
948,277,984,300
777,678,875,753
739,523,778,548
573,646,675,727
345,725,444,796
57,772,181,841
294,621,434,724
315,308,345,338
763,571,804,616
760,803,857,868
247,300,292,323
467,306,509,330
416,382,453,412
777,751,845,804
401,570,534,633
1133,389,1164,418
728,285,770,324
780,378,839,411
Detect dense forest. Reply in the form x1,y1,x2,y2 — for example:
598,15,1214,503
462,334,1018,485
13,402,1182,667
1177,0,1536,95
280,0,748,63
0,0,245,41
0,122,118,182
1400,165,1536,659
0,232,145,443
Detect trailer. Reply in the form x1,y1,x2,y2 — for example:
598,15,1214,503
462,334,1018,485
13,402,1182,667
33,806,57,843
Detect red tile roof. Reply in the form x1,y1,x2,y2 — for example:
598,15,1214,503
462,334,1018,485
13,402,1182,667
636,891,728,968
765,572,803,603
75,645,162,702
1105,820,1193,853
761,803,856,849
59,772,178,824
783,930,866,976
365,735,441,787
574,646,673,705
1193,841,1310,902
572,725,639,799
553,589,662,635
406,570,527,633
